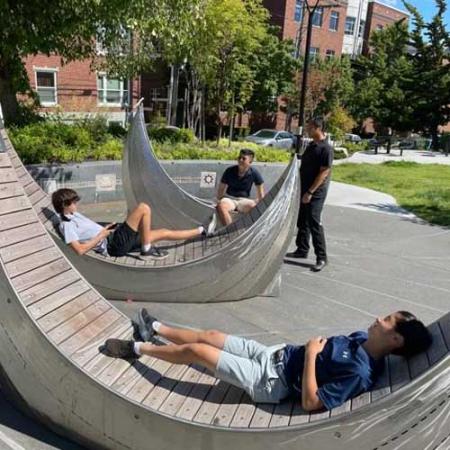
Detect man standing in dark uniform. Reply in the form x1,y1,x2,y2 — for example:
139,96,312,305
287,118,333,272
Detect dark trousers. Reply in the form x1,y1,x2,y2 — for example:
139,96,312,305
295,193,327,261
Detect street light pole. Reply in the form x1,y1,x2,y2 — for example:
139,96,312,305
295,0,340,154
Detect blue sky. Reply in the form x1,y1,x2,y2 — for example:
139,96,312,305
379,0,450,26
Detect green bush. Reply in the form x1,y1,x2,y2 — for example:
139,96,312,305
343,141,368,155
78,116,109,143
107,122,127,138
92,139,123,160
148,126,196,144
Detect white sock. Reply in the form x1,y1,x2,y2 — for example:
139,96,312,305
198,226,204,234
153,321,162,332
142,243,151,252
134,342,142,356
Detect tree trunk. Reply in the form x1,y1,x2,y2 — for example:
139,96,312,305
431,127,440,151
0,73,19,126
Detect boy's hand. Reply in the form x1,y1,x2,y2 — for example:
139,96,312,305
105,222,117,230
306,336,327,356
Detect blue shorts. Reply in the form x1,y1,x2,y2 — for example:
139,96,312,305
215,335,290,403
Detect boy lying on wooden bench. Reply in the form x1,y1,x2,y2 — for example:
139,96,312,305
101,310,431,412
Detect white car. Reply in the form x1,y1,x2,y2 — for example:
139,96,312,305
345,133,362,143
245,129,296,149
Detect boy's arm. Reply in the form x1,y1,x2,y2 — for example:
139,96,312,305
301,337,326,412
69,225,114,256
255,184,265,203
217,182,227,200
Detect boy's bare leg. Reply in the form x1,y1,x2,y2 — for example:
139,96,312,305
148,228,201,243
139,341,221,372
125,202,152,245
216,199,235,226
157,323,227,350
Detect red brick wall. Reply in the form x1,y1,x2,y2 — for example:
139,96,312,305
24,54,139,114
363,1,409,54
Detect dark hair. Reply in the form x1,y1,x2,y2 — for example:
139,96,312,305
239,148,255,159
393,311,432,358
308,117,325,131
51,188,80,221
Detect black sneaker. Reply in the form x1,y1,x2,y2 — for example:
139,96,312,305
311,259,327,272
140,246,169,259
135,308,158,342
101,339,136,358
286,248,308,258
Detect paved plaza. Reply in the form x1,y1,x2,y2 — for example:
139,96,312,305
0,182,448,449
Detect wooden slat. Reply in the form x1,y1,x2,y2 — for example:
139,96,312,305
0,222,43,249
125,358,174,402
439,313,450,350
0,209,35,232
13,258,70,292
7,247,61,278
176,371,217,421
77,320,132,369
28,279,91,319
38,290,100,333
308,409,330,422
427,322,448,365
0,167,19,183
14,166,28,179
0,153,11,167
59,308,122,356
142,363,190,410
0,182,23,200
249,404,275,428
330,400,351,417
0,196,30,216
408,352,430,379
23,182,40,197
230,394,256,428
350,392,371,411
0,235,53,263
388,354,411,393
269,400,294,428
47,301,110,345
28,189,47,206
22,269,80,306
97,350,136,386
371,358,391,401
288,404,309,425
193,380,231,424
112,355,155,394
159,366,205,416
210,385,244,427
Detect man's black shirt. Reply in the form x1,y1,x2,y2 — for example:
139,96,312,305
221,165,264,198
300,139,333,196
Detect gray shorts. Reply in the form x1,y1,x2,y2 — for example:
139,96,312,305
215,335,290,403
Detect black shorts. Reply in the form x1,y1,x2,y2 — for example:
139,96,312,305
107,222,141,257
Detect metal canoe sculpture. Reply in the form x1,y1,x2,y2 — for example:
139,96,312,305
122,103,214,229
1,125,300,302
0,143,449,450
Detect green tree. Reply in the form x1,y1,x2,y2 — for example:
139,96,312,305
351,20,414,140
403,0,450,148
0,0,204,125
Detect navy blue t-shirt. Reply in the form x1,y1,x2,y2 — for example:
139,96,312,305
221,166,264,198
282,331,384,410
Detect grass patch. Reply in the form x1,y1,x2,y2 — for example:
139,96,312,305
332,161,450,227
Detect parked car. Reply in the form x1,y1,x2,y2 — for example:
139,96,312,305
245,129,296,149
345,133,362,143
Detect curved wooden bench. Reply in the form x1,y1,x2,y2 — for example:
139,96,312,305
0,150,449,449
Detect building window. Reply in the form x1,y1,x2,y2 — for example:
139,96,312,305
345,16,356,35
312,7,323,27
329,11,339,31
97,75,128,106
377,24,384,30
35,70,57,106
294,0,303,22
310,47,320,61
326,49,336,59
359,20,366,37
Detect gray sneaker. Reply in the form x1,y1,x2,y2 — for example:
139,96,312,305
201,214,218,238
140,246,169,259
135,308,158,342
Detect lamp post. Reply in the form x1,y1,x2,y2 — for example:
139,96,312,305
295,0,340,154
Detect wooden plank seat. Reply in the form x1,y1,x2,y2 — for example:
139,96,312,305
0,149,449,449
0,126,301,302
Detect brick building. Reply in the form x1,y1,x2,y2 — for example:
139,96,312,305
363,1,409,54
24,54,140,125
